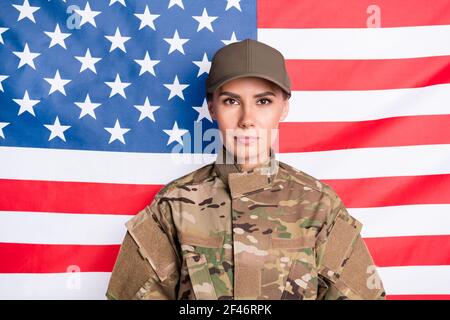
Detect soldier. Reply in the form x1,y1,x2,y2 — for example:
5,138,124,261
106,39,386,300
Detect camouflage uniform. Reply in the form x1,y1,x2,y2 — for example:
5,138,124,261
106,146,386,300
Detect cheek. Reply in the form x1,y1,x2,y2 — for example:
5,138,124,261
258,107,283,129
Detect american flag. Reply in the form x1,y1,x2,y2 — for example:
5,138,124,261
0,0,449,299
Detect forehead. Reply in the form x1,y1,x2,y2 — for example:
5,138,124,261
218,76,280,93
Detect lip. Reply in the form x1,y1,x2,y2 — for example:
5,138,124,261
234,136,259,145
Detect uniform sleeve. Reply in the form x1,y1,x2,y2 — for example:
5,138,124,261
105,196,181,300
315,193,386,300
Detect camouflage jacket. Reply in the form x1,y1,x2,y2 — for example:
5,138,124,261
106,147,386,300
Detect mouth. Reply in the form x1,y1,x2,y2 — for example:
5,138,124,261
234,136,260,145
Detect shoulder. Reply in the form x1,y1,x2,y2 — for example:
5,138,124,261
278,160,340,203
154,162,217,200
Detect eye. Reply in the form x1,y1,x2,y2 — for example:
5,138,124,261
223,98,239,105
258,98,272,105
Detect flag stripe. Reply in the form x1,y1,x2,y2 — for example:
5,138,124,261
0,266,448,299
1,235,448,273
258,0,450,28
277,145,450,179
285,56,450,91
2,145,450,182
351,204,450,238
378,266,450,295
2,173,450,214
258,25,450,59
2,205,449,246
364,235,450,267
285,84,450,123
0,146,213,184
387,295,450,300
0,273,111,300
323,175,450,208
0,211,130,245
0,179,161,215
280,115,450,152
0,243,120,273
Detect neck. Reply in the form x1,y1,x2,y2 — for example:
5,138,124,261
235,152,271,172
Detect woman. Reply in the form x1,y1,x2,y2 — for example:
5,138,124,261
106,39,386,300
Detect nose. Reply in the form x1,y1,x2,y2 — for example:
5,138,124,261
238,106,254,129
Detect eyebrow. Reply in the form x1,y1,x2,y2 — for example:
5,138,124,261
218,91,276,99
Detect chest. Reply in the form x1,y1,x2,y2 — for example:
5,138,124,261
171,181,325,300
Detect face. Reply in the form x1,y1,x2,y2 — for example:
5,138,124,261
207,76,289,168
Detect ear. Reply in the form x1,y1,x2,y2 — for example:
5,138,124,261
279,99,290,122
207,98,216,120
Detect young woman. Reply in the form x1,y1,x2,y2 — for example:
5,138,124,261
106,39,386,300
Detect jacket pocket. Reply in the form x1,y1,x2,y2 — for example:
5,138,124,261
185,252,218,300
280,248,318,300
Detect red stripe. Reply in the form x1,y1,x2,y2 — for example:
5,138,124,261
258,0,450,28
280,115,450,152
286,56,450,91
0,242,120,273
1,235,448,273
0,179,162,214
364,235,450,267
2,175,450,214
387,295,450,300
322,174,450,208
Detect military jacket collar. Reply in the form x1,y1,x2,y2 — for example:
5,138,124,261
213,145,279,199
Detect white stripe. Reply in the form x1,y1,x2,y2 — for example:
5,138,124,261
0,272,110,299
0,211,129,245
2,204,449,246
277,144,450,179
0,146,213,184
2,145,450,182
0,266,449,298
378,266,450,295
258,25,450,59
284,84,450,122
349,204,450,238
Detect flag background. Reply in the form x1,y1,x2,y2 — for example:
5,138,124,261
1,0,449,299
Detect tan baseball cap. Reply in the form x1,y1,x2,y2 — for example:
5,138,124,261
206,38,291,98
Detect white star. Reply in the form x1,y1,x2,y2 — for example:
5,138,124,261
105,27,130,53
134,97,160,122
75,2,101,28
44,116,71,142
193,98,212,122
74,94,101,119
163,75,189,100
0,27,9,44
193,52,211,77
109,0,126,6
222,31,239,45
168,0,184,9
104,119,130,144
163,121,188,146
192,8,218,32
0,75,9,92
105,74,131,98
163,29,189,55
134,5,160,30
0,122,9,139
13,43,41,69
44,24,71,49
12,0,40,23
134,51,160,76
13,90,40,116
226,0,242,11
44,70,71,96
75,48,102,74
